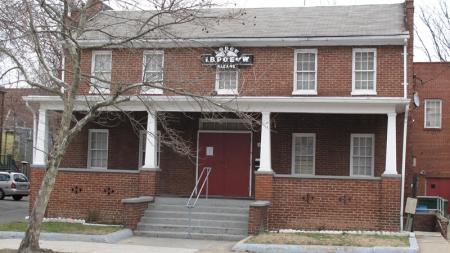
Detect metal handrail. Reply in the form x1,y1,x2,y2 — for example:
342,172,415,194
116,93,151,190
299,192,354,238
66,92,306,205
186,167,213,208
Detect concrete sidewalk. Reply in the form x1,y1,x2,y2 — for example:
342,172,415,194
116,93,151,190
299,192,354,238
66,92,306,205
416,232,450,253
0,237,236,253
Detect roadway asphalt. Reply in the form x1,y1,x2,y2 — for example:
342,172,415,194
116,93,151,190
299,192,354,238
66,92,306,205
0,196,28,224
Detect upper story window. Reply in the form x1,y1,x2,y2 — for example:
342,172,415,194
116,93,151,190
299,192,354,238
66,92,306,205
293,49,317,95
216,69,238,95
425,99,442,129
90,51,112,94
88,129,109,169
142,50,164,94
352,48,377,95
350,134,374,177
292,133,316,175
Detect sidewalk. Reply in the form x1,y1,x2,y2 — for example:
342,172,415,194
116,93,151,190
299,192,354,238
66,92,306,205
415,232,450,253
0,237,236,253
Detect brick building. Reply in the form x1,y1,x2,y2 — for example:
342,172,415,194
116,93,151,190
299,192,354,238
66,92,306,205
24,0,415,238
407,62,450,211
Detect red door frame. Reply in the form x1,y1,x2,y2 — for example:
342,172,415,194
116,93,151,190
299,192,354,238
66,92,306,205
196,130,253,198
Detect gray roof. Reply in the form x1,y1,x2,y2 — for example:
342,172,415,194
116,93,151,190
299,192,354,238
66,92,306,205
79,3,407,42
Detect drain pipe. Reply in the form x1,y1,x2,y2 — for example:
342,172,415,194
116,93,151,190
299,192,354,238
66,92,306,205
25,101,37,164
399,40,409,231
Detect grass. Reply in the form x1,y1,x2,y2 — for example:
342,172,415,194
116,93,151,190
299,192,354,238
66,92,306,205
0,222,122,235
247,232,410,247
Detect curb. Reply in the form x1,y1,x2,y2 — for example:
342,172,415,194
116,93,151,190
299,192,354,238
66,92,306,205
232,234,419,253
0,229,133,244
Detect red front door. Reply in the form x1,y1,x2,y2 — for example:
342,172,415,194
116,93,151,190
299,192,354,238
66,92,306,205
198,132,251,198
427,178,450,213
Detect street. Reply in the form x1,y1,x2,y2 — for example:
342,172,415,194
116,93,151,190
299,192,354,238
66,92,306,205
0,197,28,224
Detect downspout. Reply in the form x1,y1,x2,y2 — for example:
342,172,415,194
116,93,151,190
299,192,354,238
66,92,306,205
25,101,37,164
400,40,409,231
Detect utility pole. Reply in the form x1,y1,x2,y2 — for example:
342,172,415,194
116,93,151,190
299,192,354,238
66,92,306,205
0,87,6,157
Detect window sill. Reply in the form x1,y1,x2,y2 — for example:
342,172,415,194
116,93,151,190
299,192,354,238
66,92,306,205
351,91,377,96
216,90,238,96
141,88,164,95
292,90,317,96
424,127,442,130
276,174,381,180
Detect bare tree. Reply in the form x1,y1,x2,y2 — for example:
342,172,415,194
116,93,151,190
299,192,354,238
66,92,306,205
0,1,252,252
416,0,450,62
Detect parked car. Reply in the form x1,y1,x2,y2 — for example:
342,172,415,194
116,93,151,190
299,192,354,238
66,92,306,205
0,172,29,201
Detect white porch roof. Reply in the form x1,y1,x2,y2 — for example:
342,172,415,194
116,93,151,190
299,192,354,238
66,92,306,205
23,95,409,114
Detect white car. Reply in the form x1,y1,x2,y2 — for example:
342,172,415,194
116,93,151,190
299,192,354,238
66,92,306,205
0,172,29,201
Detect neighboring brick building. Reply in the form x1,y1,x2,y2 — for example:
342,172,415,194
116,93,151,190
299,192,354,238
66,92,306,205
24,0,415,235
407,62,450,212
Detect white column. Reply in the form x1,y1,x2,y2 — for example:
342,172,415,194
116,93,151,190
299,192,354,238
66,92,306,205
142,111,158,169
259,112,272,172
34,108,48,166
384,112,398,175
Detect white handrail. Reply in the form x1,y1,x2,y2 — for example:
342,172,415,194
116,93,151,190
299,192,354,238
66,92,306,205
186,167,212,208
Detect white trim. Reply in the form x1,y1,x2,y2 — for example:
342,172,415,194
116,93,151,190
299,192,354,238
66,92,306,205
77,34,410,48
142,50,164,95
352,48,377,96
424,99,442,129
350,133,375,177
215,69,239,95
293,49,318,95
90,51,112,94
196,130,253,197
291,133,316,176
23,95,409,114
139,130,161,168
87,129,109,170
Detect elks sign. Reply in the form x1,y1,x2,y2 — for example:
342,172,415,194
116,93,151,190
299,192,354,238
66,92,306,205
201,46,253,69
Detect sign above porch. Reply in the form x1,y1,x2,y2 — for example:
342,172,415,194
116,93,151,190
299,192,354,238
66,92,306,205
201,46,253,69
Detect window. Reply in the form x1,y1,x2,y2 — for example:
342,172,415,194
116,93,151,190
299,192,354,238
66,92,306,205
291,133,316,175
352,48,376,95
0,174,10,181
350,134,374,177
425,99,442,128
142,51,164,94
293,49,317,95
90,51,112,94
216,69,238,95
88,129,109,169
139,130,161,168
14,174,28,182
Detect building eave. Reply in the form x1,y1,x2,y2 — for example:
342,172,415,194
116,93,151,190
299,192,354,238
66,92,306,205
77,34,410,48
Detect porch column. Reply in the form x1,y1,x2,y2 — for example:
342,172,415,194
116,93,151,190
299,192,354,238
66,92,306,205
34,108,48,166
259,112,272,172
384,112,397,175
142,111,158,170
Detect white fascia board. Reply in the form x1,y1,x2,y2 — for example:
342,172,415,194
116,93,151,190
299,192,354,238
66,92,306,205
24,95,409,114
77,34,410,48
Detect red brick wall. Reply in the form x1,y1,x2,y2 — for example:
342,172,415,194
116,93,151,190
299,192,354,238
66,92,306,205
267,176,401,231
407,63,450,196
65,46,404,97
29,167,159,223
59,112,143,170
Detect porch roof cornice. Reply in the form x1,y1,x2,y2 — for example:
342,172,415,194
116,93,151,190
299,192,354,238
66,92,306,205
23,95,409,114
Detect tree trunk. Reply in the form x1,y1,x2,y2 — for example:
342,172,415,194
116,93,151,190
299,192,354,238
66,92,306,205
17,158,60,253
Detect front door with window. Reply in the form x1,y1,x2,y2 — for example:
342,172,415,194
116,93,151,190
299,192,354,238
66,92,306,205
197,132,251,198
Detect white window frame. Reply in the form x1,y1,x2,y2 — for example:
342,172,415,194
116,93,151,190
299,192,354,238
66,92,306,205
291,133,316,175
87,129,109,169
424,99,442,129
215,68,239,95
138,130,161,168
293,49,318,95
90,51,112,94
351,48,377,96
142,50,164,95
350,133,375,177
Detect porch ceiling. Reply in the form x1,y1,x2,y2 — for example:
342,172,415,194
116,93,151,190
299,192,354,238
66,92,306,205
23,95,409,114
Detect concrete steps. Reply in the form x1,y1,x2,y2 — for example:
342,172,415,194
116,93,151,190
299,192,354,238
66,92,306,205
134,197,252,241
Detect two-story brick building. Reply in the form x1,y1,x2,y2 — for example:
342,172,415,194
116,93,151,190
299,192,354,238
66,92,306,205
24,0,415,239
